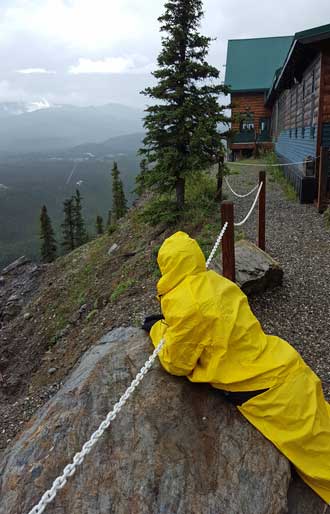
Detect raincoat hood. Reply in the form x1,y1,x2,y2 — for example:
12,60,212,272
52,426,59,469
157,231,206,296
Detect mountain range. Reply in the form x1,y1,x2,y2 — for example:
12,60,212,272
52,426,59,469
0,102,144,155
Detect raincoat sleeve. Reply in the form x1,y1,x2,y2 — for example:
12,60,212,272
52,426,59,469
149,306,208,376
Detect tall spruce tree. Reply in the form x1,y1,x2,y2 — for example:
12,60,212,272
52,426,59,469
73,189,88,246
96,215,104,235
111,161,127,220
106,209,113,228
141,0,229,208
40,205,57,263
106,209,116,234
135,158,148,196
61,198,75,252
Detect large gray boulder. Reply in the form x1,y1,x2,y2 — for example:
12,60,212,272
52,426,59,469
235,240,283,295
0,328,324,514
210,240,283,295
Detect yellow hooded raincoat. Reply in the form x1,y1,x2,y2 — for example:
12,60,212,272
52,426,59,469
150,231,330,504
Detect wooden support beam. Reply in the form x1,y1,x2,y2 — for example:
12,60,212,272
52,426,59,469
258,171,266,251
317,147,329,213
221,201,235,282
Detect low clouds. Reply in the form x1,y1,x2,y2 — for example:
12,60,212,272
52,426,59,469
0,80,30,102
0,0,329,107
68,56,154,75
16,68,56,74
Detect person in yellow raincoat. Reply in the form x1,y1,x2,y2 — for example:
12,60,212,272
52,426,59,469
149,231,330,505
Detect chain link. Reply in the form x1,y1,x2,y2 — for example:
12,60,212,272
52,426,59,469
27,339,166,514
27,225,228,514
224,176,259,199
205,222,228,268
234,182,263,227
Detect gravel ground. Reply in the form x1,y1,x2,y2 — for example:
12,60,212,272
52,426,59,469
225,163,330,399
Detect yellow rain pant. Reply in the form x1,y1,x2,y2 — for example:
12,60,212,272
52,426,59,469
150,231,330,504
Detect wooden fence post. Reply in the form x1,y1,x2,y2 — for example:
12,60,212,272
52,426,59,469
258,171,266,251
221,201,235,282
317,147,329,213
215,154,224,202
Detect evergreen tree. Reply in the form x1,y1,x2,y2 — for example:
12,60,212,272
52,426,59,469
96,215,104,235
61,198,75,252
73,189,88,246
40,205,57,263
135,158,148,196
106,209,116,235
141,0,229,208
106,209,113,228
111,161,127,220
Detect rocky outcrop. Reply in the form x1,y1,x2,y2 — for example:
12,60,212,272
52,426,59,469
0,328,324,514
210,240,283,295
0,256,45,325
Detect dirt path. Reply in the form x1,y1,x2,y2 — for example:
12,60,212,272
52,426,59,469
224,162,330,399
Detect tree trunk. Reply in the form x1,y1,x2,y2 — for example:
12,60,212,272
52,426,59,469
215,155,224,202
175,177,185,209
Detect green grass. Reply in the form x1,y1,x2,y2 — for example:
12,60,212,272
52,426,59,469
42,235,111,341
324,207,330,228
264,152,298,201
110,279,136,302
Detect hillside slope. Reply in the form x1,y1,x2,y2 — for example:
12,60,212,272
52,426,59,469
0,180,223,450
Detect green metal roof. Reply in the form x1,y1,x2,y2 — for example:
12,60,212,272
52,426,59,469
295,23,330,43
224,36,294,92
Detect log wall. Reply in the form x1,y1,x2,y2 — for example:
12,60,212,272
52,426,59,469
231,93,272,132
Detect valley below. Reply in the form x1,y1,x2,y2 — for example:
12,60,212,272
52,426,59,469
0,142,141,267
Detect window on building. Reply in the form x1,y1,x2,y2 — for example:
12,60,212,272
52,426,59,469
302,127,305,138
239,113,254,131
259,118,270,132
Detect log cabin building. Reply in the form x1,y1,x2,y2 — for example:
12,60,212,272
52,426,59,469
225,23,330,208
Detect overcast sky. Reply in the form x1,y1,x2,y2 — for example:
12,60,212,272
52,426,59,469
0,0,329,109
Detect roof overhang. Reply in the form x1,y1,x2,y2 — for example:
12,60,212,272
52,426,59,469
230,89,268,94
266,24,330,106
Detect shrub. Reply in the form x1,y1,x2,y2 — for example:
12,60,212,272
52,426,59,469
324,207,330,228
110,279,136,302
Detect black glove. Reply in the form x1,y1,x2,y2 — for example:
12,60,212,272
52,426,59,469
142,314,164,333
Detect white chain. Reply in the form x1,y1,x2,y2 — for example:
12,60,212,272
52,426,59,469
224,176,259,198
234,181,263,227
206,222,228,268
228,158,317,167
26,225,228,514
27,338,166,514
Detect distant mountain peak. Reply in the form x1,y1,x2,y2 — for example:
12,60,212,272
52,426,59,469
0,103,143,155
0,100,52,118
26,98,51,113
